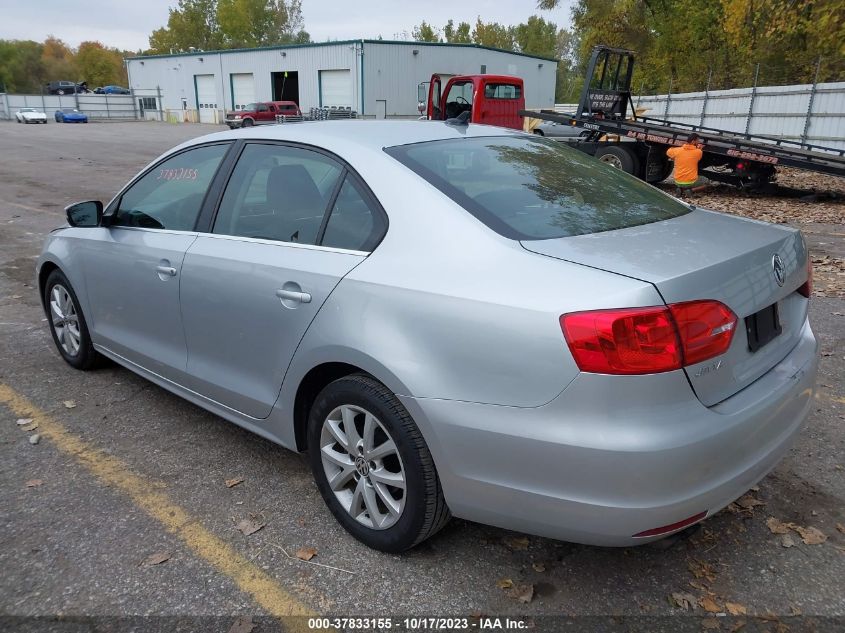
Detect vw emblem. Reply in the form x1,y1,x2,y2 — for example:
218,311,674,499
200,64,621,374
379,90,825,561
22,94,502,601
772,254,785,287
355,456,370,477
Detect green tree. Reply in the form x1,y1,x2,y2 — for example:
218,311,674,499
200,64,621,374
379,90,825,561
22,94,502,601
443,20,472,43
0,40,45,92
148,0,222,53
76,41,127,87
412,21,441,42
217,0,308,48
514,15,558,58
472,18,516,50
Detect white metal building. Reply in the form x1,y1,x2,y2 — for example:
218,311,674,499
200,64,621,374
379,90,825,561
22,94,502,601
125,39,558,123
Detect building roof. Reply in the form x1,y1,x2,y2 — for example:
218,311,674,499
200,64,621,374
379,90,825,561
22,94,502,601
126,39,559,64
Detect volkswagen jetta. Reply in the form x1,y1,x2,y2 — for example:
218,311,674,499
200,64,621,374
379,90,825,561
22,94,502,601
37,121,817,552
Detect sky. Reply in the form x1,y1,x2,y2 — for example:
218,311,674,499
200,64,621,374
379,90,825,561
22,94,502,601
0,0,576,52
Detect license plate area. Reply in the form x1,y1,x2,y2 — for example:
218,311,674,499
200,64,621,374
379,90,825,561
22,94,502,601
745,303,782,353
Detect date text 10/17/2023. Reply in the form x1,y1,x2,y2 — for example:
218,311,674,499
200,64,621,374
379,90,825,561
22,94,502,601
307,617,530,630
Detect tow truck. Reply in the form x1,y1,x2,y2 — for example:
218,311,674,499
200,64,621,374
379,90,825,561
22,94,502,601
418,73,525,130
521,45,845,186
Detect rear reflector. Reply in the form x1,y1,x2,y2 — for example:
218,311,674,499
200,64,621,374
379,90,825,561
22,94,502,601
632,511,708,538
560,301,736,375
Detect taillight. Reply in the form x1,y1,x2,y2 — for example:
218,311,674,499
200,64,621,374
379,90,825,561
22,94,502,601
560,300,737,375
798,253,812,298
669,300,737,366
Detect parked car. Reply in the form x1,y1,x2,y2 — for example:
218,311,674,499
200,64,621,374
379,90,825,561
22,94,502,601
37,121,817,553
533,118,589,139
225,101,300,128
46,81,80,95
15,107,47,124
100,85,130,95
55,108,89,123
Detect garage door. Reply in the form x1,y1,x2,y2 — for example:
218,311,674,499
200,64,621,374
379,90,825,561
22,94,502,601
231,73,255,111
320,69,352,108
195,74,217,123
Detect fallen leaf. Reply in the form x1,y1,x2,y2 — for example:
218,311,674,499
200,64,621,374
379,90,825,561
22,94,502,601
295,546,317,561
25,479,43,488
228,616,256,633
63,400,76,409
835,523,845,535
669,592,697,610
139,551,171,566
16,418,33,426
531,562,546,572
496,578,514,590
781,534,795,548
790,606,802,616
701,619,721,630
503,536,530,550
225,477,244,488
730,621,746,633
20,422,38,432
699,596,722,613
766,517,794,534
725,602,747,616
688,559,718,582
736,494,765,509
28,434,40,445
795,525,826,545
509,583,534,604
235,518,265,536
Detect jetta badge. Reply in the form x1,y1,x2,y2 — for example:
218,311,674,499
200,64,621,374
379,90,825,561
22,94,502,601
772,254,786,287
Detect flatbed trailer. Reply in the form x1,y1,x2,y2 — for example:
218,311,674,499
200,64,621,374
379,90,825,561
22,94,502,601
520,46,845,186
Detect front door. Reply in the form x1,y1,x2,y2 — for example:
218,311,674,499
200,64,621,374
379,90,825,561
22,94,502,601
179,142,368,418
84,142,231,381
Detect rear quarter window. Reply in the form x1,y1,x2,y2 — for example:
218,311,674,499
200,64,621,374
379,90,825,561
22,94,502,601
384,136,689,240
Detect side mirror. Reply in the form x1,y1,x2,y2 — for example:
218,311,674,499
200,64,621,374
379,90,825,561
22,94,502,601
417,83,426,103
65,200,103,227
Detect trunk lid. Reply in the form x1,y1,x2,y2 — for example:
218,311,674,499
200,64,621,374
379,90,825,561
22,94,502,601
523,209,809,406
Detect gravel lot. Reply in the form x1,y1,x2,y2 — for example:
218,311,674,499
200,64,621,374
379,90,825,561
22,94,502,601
0,121,843,632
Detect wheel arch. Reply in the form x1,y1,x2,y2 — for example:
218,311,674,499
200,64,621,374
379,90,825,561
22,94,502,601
37,259,62,314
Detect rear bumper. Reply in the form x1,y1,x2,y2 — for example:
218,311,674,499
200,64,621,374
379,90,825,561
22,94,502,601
401,319,818,546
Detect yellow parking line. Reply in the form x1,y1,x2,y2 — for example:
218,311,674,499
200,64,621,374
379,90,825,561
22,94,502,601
0,383,316,624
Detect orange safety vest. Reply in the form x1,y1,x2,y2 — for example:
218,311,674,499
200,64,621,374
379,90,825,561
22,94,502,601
666,143,703,185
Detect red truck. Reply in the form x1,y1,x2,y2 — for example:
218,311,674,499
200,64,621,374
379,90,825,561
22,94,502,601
225,100,301,128
418,74,525,129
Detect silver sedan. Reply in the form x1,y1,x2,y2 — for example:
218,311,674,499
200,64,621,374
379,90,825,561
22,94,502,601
37,121,817,552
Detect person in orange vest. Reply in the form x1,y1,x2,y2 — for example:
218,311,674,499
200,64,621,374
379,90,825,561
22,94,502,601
666,134,704,197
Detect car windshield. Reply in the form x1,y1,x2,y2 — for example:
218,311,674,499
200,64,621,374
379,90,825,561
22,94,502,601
21,108,35,112
385,136,690,240
244,103,258,111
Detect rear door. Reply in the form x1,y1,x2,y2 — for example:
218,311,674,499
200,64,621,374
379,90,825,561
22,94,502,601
179,142,375,418
84,142,232,381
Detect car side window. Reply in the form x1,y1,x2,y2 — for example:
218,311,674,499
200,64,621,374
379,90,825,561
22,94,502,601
213,144,342,244
321,176,385,251
113,144,230,231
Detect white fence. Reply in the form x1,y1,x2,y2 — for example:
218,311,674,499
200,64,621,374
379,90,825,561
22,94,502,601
0,88,164,122
634,82,845,152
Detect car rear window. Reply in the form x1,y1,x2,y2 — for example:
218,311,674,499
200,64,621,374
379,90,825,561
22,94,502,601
384,136,689,240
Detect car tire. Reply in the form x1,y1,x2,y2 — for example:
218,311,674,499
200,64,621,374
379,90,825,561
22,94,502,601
242,118,253,127
595,145,639,175
307,373,451,552
533,129,544,136
44,269,101,370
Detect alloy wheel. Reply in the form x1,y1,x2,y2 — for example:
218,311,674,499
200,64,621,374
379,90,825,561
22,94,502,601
50,284,81,357
320,404,406,530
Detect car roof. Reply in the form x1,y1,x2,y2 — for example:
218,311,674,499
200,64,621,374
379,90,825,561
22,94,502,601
183,120,520,153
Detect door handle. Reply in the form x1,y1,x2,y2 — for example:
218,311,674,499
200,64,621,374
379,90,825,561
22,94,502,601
156,265,177,277
276,288,312,304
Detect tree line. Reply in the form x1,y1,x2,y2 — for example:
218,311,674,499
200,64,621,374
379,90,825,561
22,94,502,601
0,38,129,94
412,1,843,100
